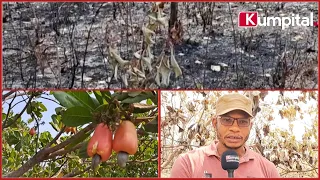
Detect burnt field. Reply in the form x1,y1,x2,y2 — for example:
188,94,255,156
2,2,318,89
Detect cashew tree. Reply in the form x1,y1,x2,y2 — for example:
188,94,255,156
2,90,158,177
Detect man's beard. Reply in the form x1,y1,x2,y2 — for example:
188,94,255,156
217,130,250,150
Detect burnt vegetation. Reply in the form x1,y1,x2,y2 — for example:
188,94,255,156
2,2,318,89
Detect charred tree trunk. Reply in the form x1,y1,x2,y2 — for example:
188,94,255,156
169,2,178,31
113,3,117,20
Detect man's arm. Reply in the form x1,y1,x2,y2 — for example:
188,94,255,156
170,154,192,178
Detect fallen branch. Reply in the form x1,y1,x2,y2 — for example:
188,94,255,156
280,168,318,176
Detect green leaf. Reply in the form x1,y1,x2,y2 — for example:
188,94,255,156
112,92,129,101
39,131,53,145
2,113,7,120
101,91,112,103
101,91,111,97
61,106,93,127
144,116,158,133
77,140,90,158
14,141,22,151
55,107,64,115
128,91,142,97
13,130,21,138
7,115,20,128
133,103,157,113
94,104,109,113
8,157,14,164
146,99,153,105
150,91,158,105
51,115,58,124
93,91,105,105
27,118,34,124
49,122,60,132
38,102,47,111
91,97,100,108
7,131,20,145
34,111,43,118
31,101,37,107
2,158,8,167
52,91,84,108
77,150,89,159
67,91,97,111
26,104,32,114
65,130,93,150
121,92,154,104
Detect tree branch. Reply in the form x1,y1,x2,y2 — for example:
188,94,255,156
47,123,95,154
81,3,103,88
46,126,66,148
99,157,158,166
2,90,15,101
50,158,67,177
280,168,318,176
2,93,35,129
45,142,84,160
2,91,28,101
134,116,156,124
39,96,61,105
11,98,29,109
2,92,17,130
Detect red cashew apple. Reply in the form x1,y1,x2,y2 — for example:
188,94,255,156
113,120,138,167
87,123,113,162
29,128,36,136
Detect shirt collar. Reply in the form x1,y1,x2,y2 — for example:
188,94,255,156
203,140,255,162
203,140,219,156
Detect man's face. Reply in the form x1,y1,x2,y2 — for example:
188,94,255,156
212,110,252,150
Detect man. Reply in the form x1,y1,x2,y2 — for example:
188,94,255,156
170,93,280,178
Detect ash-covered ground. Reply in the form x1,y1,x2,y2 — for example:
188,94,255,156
2,2,318,89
